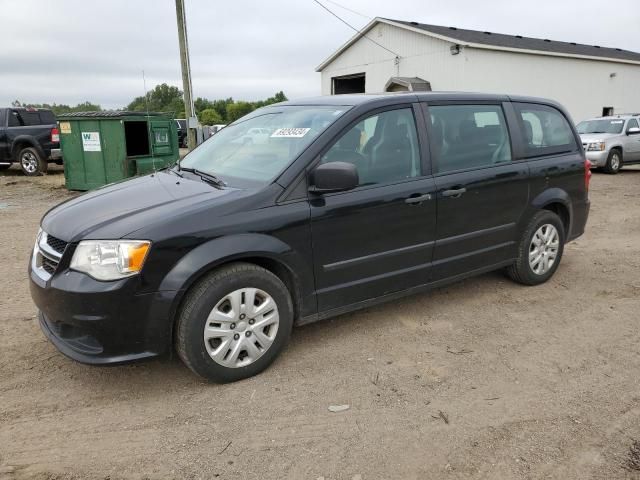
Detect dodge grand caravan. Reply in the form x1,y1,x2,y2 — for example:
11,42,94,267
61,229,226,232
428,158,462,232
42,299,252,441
29,93,590,382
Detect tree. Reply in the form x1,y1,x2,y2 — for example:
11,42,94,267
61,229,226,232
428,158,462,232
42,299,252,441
194,97,214,115
226,101,254,123
126,83,183,114
16,101,102,115
266,91,288,105
199,108,223,125
212,98,233,122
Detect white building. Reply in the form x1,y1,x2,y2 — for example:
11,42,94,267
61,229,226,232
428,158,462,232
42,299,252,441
316,18,640,122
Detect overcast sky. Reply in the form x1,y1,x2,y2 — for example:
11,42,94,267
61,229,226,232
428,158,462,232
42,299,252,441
1,0,639,109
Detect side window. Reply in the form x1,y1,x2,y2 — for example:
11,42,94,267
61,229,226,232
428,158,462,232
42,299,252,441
628,119,639,130
20,111,41,126
8,110,22,127
514,103,577,157
428,104,512,174
320,108,420,186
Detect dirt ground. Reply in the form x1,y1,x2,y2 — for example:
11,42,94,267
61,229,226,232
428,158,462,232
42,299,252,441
1,164,640,480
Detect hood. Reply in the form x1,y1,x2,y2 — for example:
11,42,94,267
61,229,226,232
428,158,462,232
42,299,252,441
579,132,619,143
41,171,242,241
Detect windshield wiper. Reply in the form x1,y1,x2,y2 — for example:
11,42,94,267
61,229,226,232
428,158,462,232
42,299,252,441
179,166,226,187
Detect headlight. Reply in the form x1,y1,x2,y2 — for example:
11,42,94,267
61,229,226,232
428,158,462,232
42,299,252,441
70,240,151,281
586,142,605,151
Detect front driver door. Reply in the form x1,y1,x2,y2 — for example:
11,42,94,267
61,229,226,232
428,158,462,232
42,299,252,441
309,105,437,313
625,118,640,160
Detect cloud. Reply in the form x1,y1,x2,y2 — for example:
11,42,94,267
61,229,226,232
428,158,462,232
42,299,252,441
0,0,638,108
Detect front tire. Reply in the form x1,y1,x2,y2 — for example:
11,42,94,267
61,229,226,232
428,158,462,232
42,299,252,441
604,149,622,174
19,147,47,176
176,263,293,382
507,210,565,285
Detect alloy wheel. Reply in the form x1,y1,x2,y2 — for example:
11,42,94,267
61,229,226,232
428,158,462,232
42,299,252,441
21,151,38,174
610,153,620,171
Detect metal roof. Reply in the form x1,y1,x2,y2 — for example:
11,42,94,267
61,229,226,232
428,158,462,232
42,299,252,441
384,77,432,92
390,19,640,63
57,111,170,118
317,17,640,71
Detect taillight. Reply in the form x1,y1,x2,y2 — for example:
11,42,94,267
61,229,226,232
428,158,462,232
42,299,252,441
51,127,59,143
584,158,592,192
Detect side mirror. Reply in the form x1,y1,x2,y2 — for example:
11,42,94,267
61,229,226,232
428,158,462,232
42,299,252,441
627,127,640,135
310,161,359,193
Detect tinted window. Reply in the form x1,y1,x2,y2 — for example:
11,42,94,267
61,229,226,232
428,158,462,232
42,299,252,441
39,110,56,124
8,110,22,127
515,103,577,157
628,119,639,130
428,104,512,174
20,111,41,126
321,108,420,186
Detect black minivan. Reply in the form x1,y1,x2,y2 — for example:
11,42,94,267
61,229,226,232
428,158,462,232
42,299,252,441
29,93,590,382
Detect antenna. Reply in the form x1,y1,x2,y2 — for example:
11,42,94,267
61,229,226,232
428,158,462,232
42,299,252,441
142,70,156,172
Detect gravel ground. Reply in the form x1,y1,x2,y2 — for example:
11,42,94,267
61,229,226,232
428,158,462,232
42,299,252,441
1,164,640,480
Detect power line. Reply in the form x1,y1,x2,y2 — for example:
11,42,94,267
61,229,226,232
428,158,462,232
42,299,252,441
312,0,401,58
322,0,371,20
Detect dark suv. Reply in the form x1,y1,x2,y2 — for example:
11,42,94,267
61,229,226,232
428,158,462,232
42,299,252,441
0,107,61,175
29,93,590,382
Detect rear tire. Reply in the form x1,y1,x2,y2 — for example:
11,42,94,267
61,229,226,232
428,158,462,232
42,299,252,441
507,210,565,286
18,147,47,176
604,149,622,174
176,262,293,382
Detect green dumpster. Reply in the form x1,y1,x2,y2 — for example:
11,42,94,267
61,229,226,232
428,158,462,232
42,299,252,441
57,111,179,190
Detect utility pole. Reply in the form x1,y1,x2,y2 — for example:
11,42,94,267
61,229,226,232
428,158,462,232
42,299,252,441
175,0,197,150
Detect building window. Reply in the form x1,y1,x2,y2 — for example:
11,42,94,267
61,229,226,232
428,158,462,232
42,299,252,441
332,73,365,95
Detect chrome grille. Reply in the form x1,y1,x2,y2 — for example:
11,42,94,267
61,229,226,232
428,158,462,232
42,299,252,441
32,230,64,280
46,234,68,255
41,256,58,275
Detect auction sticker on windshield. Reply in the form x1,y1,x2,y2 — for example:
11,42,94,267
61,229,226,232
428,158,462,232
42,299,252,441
271,128,311,138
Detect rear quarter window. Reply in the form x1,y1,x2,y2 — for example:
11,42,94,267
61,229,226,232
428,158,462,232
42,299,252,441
514,103,577,158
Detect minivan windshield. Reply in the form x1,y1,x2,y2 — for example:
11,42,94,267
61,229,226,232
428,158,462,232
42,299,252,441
577,119,625,134
179,105,349,187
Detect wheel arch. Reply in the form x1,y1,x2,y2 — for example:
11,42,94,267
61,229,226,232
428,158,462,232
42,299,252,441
11,137,45,161
609,145,623,158
530,188,573,239
161,234,312,352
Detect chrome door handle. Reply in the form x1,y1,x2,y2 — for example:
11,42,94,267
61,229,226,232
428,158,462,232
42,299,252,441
441,187,467,198
405,193,432,204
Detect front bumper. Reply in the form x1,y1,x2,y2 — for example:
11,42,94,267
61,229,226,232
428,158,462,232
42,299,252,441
586,150,608,167
30,261,178,365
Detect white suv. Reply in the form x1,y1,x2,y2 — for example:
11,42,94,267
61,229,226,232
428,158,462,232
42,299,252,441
577,115,640,174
